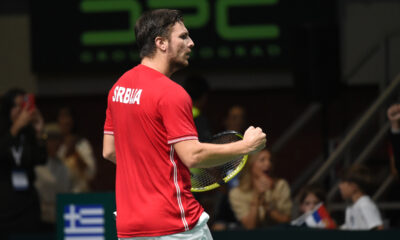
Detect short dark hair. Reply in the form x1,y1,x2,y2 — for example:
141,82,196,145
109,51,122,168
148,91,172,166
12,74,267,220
298,184,326,204
135,9,183,58
340,164,372,194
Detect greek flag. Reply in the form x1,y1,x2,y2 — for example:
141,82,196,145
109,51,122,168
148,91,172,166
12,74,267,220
64,204,105,240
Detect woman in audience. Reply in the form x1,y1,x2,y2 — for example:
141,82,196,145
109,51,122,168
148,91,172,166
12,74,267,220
35,123,71,230
229,149,292,229
57,106,96,192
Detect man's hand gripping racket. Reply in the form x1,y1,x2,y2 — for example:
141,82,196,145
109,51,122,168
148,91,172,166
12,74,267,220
190,126,266,192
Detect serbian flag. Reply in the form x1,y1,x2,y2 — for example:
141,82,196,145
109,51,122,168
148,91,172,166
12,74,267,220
292,203,336,229
305,203,336,229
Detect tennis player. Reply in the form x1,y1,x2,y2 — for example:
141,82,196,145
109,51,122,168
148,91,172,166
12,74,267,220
103,9,266,239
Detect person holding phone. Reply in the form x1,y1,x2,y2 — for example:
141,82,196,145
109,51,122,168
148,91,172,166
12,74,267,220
0,88,47,234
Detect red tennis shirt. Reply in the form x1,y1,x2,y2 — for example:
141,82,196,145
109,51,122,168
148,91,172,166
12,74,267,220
104,64,203,238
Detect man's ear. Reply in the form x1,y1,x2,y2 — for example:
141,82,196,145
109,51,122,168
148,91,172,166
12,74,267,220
155,36,168,52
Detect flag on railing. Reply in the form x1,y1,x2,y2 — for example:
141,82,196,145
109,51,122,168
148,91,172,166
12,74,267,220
292,203,336,229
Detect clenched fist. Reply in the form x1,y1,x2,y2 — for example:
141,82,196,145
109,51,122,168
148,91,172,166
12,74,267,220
242,126,267,154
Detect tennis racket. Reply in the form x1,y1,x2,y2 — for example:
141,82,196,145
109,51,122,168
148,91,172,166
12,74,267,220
190,131,248,192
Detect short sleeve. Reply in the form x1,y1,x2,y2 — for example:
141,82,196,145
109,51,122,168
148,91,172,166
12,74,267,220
360,200,383,229
104,91,114,135
229,188,250,221
159,86,198,144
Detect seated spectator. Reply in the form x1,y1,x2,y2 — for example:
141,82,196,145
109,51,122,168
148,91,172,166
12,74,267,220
0,89,47,233
339,164,384,230
229,149,292,229
57,107,96,192
35,123,71,229
211,105,249,230
387,104,400,174
224,105,247,134
223,105,248,189
298,184,326,215
291,184,335,229
182,75,212,142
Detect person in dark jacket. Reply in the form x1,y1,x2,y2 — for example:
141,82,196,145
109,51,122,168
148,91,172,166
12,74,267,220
0,88,47,234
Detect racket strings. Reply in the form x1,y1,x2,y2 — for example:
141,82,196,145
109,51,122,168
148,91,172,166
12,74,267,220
190,132,244,190
191,157,243,187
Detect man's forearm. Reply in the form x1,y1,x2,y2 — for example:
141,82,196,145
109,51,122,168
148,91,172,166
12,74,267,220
191,140,250,168
174,140,250,168
174,126,266,168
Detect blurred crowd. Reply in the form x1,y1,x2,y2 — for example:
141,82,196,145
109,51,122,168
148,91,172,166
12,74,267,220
0,82,399,234
181,75,400,232
0,89,97,234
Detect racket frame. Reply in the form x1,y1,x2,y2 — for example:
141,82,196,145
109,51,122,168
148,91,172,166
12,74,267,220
190,131,248,192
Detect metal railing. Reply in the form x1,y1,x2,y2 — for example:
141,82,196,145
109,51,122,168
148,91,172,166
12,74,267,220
287,30,400,216
271,103,322,153
326,122,391,201
309,73,400,185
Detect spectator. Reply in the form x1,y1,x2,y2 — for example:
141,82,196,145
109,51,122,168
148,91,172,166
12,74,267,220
57,107,96,192
223,105,248,190
229,149,292,229
35,123,71,229
224,105,247,134
339,164,384,230
387,103,400,174
0,89,47,233
182,75,212,142
292,184,336,229
211,105,249,230
298,184,326,215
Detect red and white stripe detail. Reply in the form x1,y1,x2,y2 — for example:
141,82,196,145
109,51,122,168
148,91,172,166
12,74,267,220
104,130,114,135
167,136,198,145
169,146,189,231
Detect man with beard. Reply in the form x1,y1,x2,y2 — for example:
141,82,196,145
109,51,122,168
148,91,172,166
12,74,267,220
103,9,266,239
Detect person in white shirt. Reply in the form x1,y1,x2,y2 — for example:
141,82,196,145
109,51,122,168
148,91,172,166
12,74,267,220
338,164,383,230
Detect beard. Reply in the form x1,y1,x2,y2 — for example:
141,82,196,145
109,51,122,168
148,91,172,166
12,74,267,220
170,57,188,71
168,45,189,73
170,54,189,73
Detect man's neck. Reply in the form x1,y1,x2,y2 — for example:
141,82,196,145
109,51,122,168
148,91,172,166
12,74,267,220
141,57,174,77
